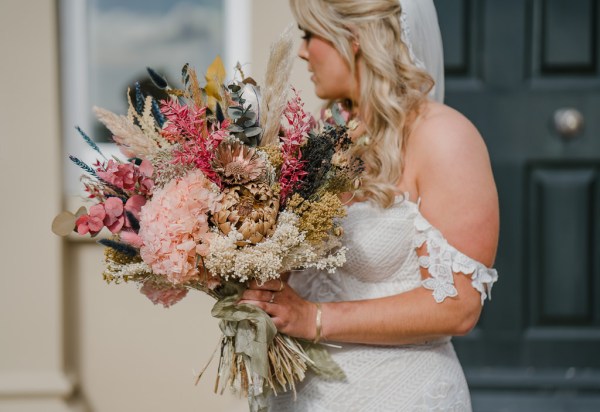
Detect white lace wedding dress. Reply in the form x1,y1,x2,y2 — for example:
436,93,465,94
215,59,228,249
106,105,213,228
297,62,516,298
269,195,498,412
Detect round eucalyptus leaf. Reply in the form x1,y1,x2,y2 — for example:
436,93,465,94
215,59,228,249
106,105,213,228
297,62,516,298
244,126,262,137
52,211,79,236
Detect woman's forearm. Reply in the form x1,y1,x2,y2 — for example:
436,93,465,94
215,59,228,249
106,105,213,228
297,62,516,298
318,274,482,345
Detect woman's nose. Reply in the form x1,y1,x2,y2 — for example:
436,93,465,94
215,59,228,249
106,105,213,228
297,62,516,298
298,41,308,61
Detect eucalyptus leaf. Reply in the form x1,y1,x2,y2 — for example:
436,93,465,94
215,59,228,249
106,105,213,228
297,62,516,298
229,124,244,133
75,206,87,217
244,126,262,137
227,106,243,118
245,110,257,123
238,135,252,145
51,211,79,236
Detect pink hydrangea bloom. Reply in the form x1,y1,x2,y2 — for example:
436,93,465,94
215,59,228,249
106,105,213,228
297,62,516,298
124,195,146,224
103,197,125,233
140,280,188,308
137,160,154,194
97,160,136,190
138,170,221,285
96,159,154,194
75,204,106,236
76,194,148,238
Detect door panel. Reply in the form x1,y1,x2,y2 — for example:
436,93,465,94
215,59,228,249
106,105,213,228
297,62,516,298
541,0,597,73
433,0,600,407
529,166,596,325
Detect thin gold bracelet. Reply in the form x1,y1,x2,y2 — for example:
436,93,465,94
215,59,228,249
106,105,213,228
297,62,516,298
313,302,322,344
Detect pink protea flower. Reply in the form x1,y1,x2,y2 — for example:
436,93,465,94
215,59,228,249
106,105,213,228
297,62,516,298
140,280,188,308
138,170,221,285
212,140,266,184
75,204,106,236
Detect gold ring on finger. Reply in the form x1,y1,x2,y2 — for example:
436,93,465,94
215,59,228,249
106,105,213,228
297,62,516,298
278,279,285,292
269,292,275,304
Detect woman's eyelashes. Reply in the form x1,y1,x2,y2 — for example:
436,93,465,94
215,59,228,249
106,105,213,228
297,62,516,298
301,30,313,41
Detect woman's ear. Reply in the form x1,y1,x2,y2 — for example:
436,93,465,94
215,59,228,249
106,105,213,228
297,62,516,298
347,26,360,55
352,38,360,55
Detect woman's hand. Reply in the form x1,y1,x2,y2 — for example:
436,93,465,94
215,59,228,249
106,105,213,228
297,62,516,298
238,277,317,341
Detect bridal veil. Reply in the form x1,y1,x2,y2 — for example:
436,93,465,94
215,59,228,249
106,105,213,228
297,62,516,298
399,0,445,102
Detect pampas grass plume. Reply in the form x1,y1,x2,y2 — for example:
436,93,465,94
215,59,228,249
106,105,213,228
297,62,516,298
259,24,296,146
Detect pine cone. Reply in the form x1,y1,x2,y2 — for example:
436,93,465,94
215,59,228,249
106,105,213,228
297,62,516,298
212,182,279,246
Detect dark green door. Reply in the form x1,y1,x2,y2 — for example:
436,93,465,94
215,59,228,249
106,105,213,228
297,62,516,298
434,0,600,410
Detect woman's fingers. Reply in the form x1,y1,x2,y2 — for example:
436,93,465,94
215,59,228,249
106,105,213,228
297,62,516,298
237,283,313,339
241,289,278,303
237,299,281,317
247,278,286,291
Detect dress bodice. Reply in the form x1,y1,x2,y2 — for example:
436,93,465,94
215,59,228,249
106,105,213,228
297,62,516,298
290,194,498,305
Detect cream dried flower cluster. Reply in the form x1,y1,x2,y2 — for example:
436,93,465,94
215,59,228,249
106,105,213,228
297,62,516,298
205,211,347,283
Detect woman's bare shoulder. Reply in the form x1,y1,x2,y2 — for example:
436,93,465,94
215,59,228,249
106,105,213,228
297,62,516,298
407,100,499,266
409,101,485,157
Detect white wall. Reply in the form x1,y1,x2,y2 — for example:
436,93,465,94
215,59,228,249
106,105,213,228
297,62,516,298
0,1,320,411
0,0,71,411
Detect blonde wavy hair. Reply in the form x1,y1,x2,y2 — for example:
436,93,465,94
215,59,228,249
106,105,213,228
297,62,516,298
289,0,434,208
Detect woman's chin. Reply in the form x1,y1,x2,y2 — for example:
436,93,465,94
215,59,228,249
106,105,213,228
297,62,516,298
315,90,328,99
314,87,337,100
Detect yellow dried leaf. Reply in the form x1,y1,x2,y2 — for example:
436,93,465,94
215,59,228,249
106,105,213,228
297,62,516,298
205,55,226,100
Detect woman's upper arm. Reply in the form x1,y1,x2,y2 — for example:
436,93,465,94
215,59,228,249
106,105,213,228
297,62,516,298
413,106,499,268
407,106,499,313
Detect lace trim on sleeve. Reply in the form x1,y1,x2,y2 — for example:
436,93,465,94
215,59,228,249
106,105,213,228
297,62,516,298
412,213,498,305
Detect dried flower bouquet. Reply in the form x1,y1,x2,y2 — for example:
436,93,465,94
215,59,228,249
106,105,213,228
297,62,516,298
53,28,362,412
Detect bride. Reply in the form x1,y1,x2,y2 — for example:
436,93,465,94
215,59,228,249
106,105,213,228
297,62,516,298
240,0,499,410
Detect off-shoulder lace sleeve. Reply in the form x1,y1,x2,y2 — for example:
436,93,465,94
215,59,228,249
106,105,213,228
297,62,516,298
412,213,498,305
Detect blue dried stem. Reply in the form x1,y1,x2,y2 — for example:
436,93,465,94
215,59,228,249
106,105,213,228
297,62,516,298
151,98,166,127
98,239,139,257
125,211,140,232
135,82,144,115
69,155,98,178
76,126,107,159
